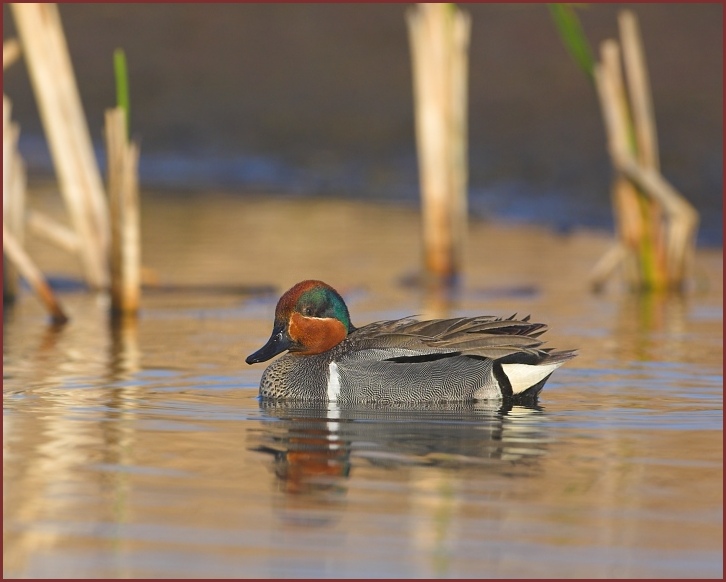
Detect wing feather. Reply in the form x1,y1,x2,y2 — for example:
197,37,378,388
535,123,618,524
346,315,561,363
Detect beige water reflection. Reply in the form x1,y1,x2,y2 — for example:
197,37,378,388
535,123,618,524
4,191,723,577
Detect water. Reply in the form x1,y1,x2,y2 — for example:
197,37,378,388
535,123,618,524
3,193,723,578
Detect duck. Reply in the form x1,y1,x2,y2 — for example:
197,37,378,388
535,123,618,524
246,280,576,404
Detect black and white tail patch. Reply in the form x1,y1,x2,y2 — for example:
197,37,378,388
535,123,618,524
500,361,566,395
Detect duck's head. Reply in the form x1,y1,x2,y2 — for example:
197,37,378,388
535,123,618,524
246,280,355,364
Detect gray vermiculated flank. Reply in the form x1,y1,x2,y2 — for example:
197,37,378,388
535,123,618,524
258,315,576,403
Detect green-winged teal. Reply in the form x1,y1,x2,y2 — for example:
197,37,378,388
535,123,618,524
246,280,576,403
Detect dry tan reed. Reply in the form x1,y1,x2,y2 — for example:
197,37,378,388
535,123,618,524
3,95,68,322
3,224,68,324
590,10,698,293
106,108,141,316
6,4,145,323
407,3,470,287
11,3,109,290
3,39,21,70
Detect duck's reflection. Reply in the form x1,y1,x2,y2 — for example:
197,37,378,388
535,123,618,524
251,399,549,502
254,405,352,498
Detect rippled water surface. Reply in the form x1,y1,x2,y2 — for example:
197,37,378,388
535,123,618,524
4,193,723,578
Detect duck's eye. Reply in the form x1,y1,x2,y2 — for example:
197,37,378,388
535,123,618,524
303,307,313,316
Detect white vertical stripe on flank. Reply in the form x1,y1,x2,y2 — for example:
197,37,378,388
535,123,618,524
327,361,341,402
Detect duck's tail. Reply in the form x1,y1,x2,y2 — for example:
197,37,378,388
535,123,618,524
497,348,578,398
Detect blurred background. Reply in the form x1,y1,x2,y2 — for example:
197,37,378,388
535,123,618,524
3,3,722,245
4,6,723,578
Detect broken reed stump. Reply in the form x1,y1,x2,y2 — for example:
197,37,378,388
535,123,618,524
407,3,471,289
11,3,109,291
3,96,68,323
590,10,698,293
3,94,22,301
4,130,27,300
106,108,141,317
3,225,69,324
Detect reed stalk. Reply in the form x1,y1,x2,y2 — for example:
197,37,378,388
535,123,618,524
27,210,80,254
619,11,659,172
3,96,14,208
3,39,21,69
407,3,470,288
113,49,130,139
3,96,23,300
10,3,109,290
3,223,69,324
5,148,27,301
106,108,141,317
4,94,67,322
592,15,698,292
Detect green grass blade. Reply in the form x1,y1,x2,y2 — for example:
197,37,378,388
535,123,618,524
548,4,595,81
113,48,130,138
